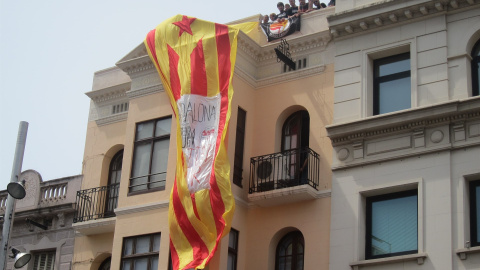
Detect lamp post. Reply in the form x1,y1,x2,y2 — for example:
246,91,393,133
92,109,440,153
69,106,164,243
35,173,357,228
0,122,30,269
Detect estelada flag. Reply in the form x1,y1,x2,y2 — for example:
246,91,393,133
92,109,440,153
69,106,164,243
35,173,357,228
144,15,257,270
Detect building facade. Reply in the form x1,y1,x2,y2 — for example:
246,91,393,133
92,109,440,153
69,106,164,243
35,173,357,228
0,170,81,270
327,0,480,269
72,8,335,270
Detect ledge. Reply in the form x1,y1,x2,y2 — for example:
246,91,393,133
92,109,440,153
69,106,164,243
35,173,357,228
73,217,116,236
350,253,428,269
456,246,480,260
115,200,169,216
248,185,330,207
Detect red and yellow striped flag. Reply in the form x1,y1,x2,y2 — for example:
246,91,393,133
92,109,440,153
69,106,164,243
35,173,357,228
144,15,257,270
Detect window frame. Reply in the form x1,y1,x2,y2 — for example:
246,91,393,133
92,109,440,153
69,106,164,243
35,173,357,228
275,231,305,270
365,189,418,260
121,233,160,270
129,117,172,195
373,52,411,115
31,250,56,270
233,108,246,187
471,39,480,97
228,228,239,270
362,41,416,117
469,180,480,247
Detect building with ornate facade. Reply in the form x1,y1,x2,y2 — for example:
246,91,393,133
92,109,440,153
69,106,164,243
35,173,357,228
0,170,81,270
72,8,335,270
327,0,480,269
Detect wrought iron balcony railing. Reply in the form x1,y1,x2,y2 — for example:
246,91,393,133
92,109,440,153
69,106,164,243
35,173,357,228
73,183,119,223
249,147,320,194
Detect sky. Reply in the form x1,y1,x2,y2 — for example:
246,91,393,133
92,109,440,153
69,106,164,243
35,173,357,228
0,0,277,190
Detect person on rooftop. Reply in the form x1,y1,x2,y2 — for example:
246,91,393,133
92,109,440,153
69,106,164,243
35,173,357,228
299,0,312,13
277,2,288,20
263,14,270,24
270,13,278,22
285,3,291,10
328,0,335,6
287,0,299,17
312,0,323,9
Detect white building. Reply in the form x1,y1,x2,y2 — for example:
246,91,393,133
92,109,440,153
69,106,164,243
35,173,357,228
327,0,480,269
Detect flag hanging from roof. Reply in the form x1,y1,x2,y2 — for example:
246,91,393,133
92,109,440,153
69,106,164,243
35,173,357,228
144,15,257,270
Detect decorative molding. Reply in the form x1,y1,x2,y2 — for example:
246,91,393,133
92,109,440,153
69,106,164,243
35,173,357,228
96,111,128,126
248,186,331,207
256,65,326,88
115,200,169,216
328,99,480,145
328,0,480,39
126,84,164,99
85,84,130,104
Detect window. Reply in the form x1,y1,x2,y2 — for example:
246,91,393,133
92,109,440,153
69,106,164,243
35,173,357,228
471,40,480,97
106,150,122,216
470,180,480,247
99,257,111,270
282,110,309,152
366,189,418,259
130,117,171,193
32,250,55,270
233,108,246,187
227,229,239,270
121,233,160,270
276,231,304,270
373,52,411,115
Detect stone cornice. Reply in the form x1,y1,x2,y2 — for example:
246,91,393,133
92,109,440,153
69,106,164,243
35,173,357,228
328,0,480,39
256,65,326,88
126,84,163,99
96,111,128,126
115,200,169,216
327,97,480,145
85,83,130,103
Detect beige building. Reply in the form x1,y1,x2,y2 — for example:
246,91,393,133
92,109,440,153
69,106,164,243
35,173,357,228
327,0,480,269
72,8,335,270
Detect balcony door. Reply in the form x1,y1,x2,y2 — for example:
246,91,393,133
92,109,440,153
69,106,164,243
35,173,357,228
282,111,309,183
105,150,123,217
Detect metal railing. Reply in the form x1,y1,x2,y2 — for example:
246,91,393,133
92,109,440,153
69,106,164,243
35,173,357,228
249,147,320,194
73,183,119,223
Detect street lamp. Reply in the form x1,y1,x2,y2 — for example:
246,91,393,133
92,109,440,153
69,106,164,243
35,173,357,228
0,122,29,269
10,248,31,269
7,181,26,200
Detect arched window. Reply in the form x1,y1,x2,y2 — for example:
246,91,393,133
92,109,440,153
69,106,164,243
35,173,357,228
98,257,111,270
281,111,309,182
276,231,305,270
471,39,480,97
282,110,309,152
105,150,123,216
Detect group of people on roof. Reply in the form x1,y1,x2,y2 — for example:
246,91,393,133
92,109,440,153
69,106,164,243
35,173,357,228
263,0,335,24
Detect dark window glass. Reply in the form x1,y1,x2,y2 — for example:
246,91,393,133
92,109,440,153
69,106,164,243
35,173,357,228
233,108,246,187
470,180,480,246
121,233,160,270
471,40,480,97
366,189,418,259
105,150,123,216
276,231,304,270
227,229,239,270
374,53,411,115
130,117,171,193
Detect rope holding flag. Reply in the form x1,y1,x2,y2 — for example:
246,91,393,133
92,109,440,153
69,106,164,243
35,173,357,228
144,15,257,270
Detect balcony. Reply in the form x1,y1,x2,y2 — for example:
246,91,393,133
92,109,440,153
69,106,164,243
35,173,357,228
73,183,119,235
248,147,326,207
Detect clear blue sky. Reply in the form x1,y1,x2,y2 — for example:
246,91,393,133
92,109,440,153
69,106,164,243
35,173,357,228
0,0,280,189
